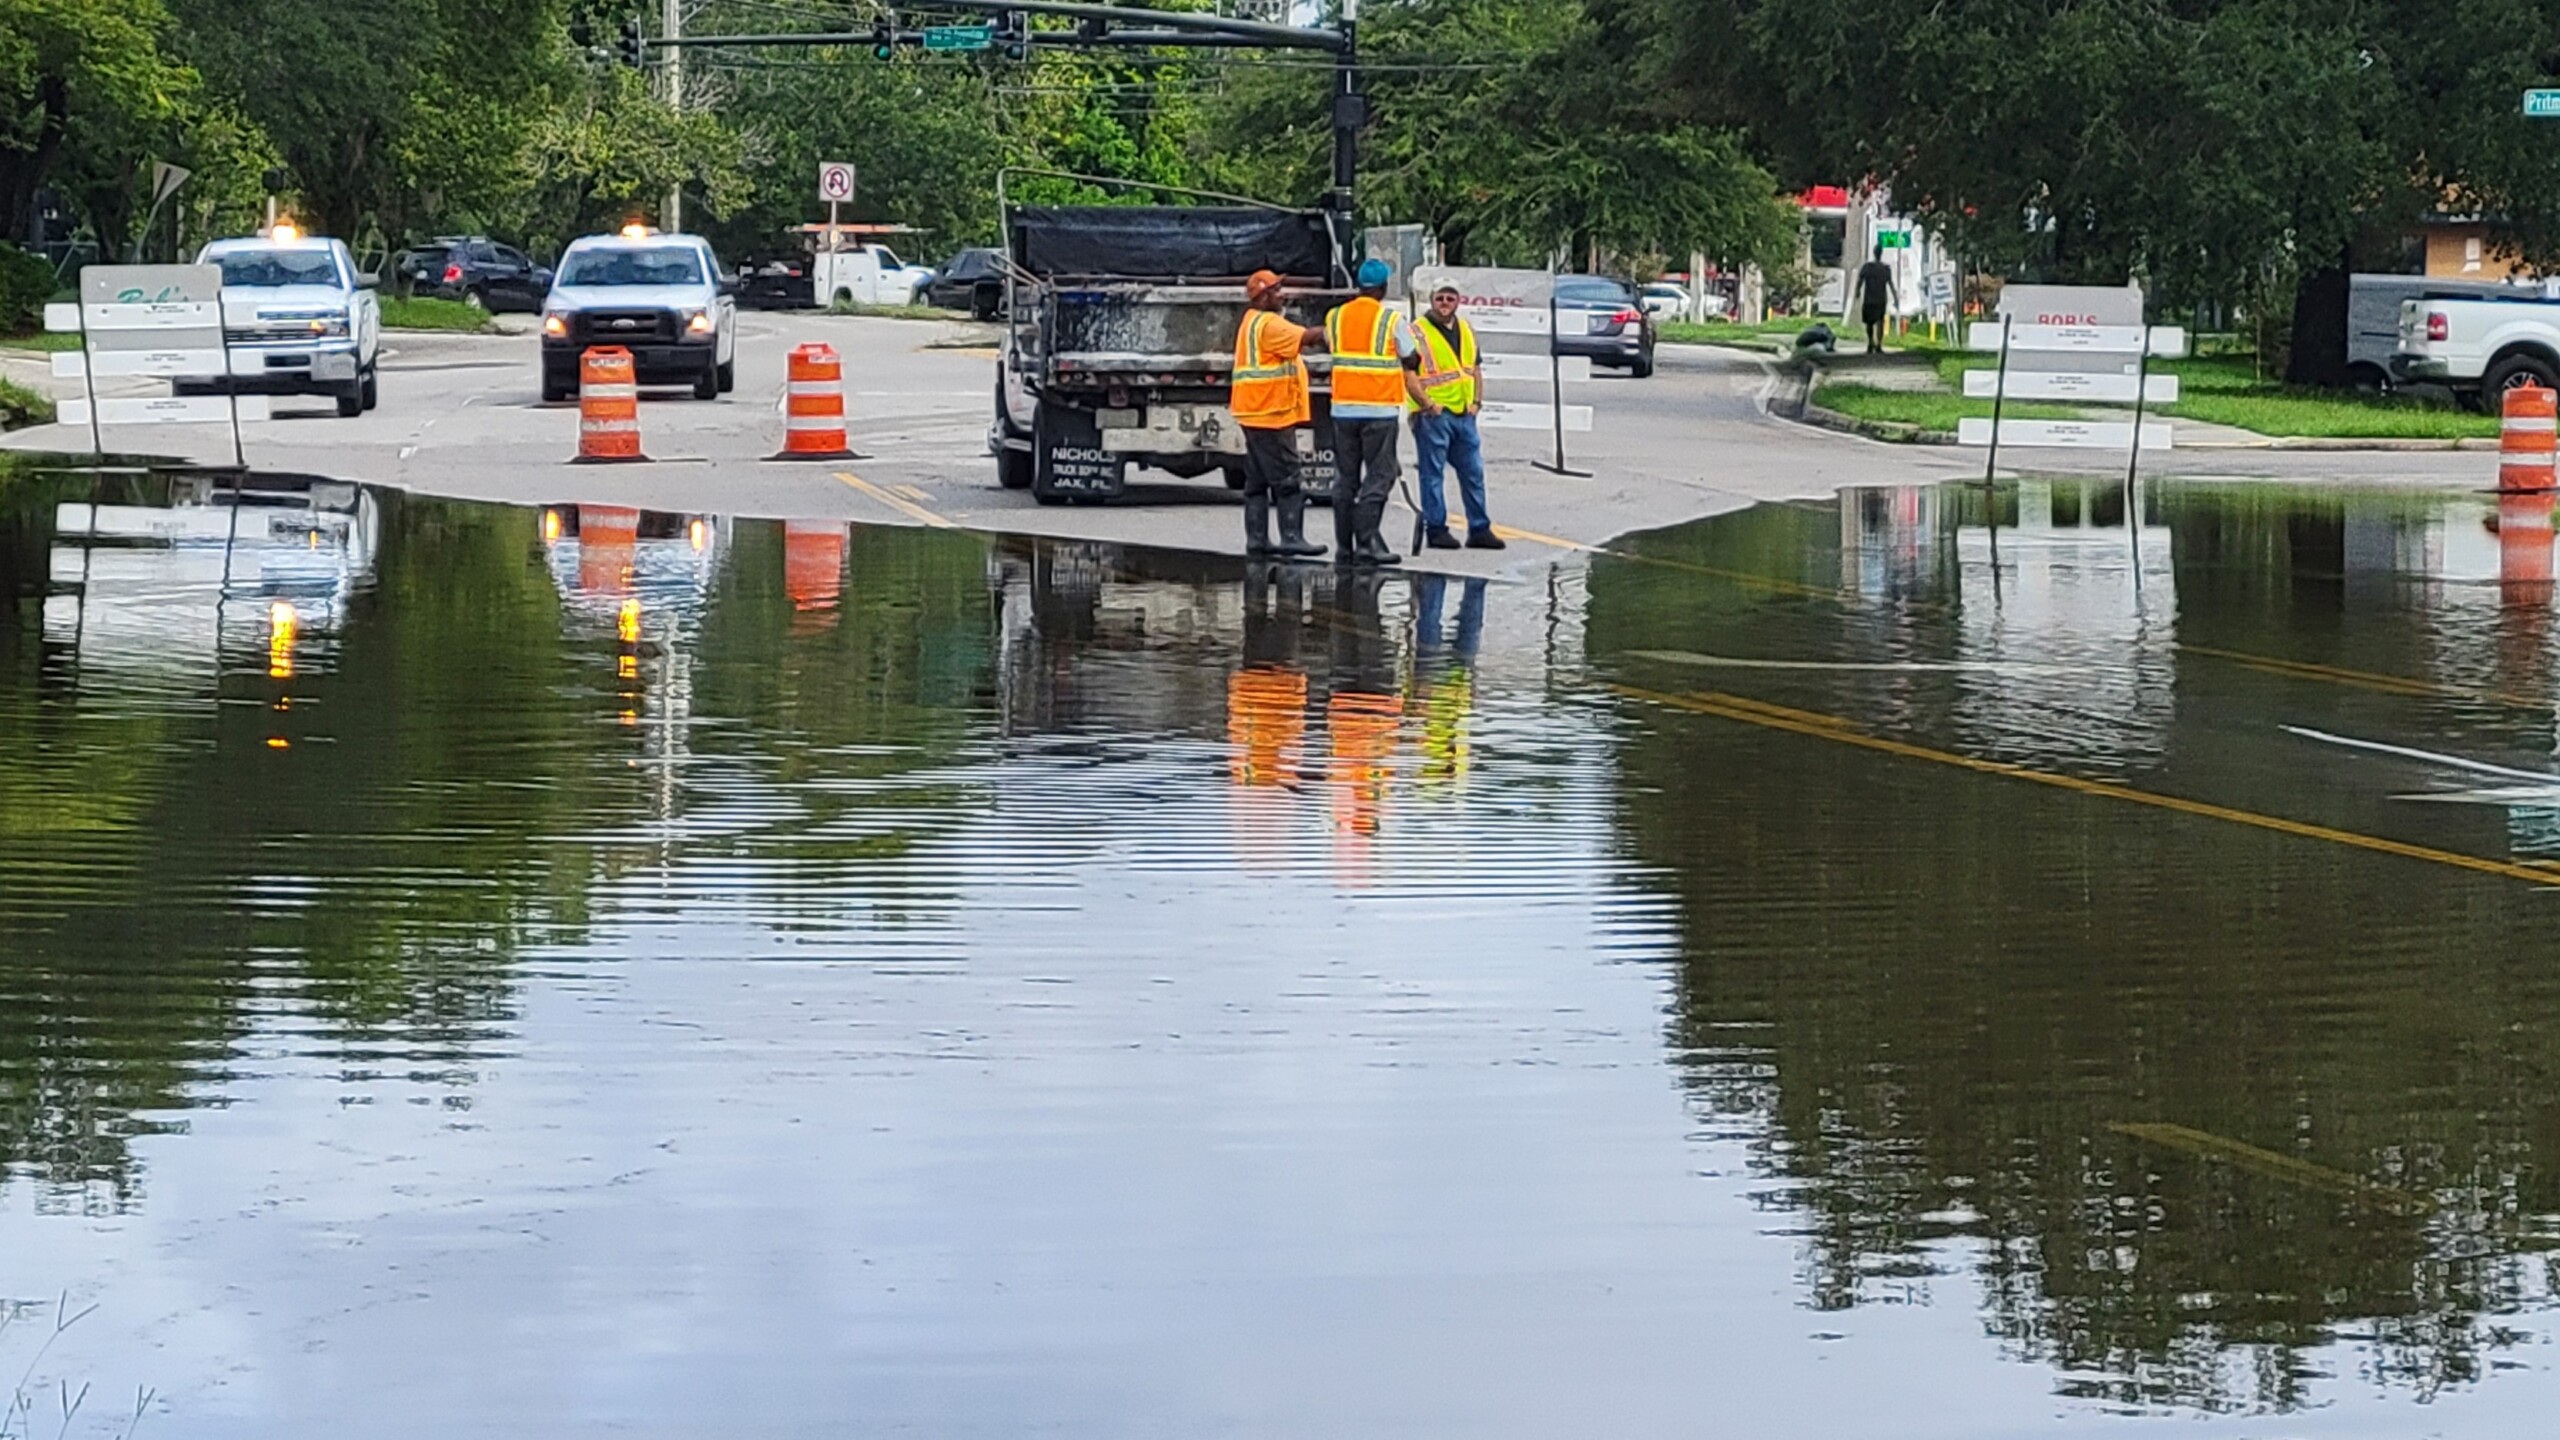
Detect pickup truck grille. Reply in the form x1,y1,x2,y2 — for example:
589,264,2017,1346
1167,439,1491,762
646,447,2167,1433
572,309,678,344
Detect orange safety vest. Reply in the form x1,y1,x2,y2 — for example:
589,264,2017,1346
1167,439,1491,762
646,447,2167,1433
1323,296,1406,413
1230,309,1310,429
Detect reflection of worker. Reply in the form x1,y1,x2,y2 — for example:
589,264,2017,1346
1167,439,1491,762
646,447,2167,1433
1323,568,1400,867
1412,283,1500,550
1412,573,1484,791
1231,270,1329,561
1231,564,1310,788
1326,259,1433,567
1854,244,1894,353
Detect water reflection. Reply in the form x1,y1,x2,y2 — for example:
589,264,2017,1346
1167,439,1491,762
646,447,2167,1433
9,463,2560,1432
1595,477,2560,1414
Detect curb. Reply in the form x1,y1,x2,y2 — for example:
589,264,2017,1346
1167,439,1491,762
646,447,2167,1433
1793,401,1958,446
1783,395,2503,454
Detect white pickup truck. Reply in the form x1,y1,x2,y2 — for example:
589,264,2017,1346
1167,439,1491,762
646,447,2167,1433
812,242,934,307
190,233,382,416
2392,285,2560,404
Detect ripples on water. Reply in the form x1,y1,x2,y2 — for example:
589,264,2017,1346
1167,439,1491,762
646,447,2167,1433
3,466,2560,1434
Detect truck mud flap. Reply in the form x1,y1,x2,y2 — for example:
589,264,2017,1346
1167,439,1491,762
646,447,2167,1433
1034,403,1126,500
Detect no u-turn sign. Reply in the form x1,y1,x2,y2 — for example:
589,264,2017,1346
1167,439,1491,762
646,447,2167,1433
818,161,857,203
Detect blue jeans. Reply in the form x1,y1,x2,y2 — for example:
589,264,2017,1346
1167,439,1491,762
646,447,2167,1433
1412,410,1488,534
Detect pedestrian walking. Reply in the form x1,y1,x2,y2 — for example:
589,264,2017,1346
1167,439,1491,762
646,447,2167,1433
1411,282,1503,551
1324,259,1434,567
1855,244,1895,353
1229,269,1330,559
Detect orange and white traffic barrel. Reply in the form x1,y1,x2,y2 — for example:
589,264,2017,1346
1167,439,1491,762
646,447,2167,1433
2499,384,2556,494
770,342,862,460
575,347,646,463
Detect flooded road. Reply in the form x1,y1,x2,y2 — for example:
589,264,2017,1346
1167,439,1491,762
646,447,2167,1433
5,465,2560,1435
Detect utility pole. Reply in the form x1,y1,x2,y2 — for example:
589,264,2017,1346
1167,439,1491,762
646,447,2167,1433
663,0,684,231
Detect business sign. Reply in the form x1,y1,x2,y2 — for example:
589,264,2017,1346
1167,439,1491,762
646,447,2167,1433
817,160,857,204
48,264,257,429
2526,88,2560,118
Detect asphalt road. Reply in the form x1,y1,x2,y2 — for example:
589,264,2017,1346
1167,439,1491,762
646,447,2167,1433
2,313,2496,573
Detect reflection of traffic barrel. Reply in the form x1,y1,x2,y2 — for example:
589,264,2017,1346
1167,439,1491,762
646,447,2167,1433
771,343,860,460
576,347,647,462
577,504,641,595
2499,385,2557,494
2499,491,2556,603
1227,665,1307,788
783,518,846,613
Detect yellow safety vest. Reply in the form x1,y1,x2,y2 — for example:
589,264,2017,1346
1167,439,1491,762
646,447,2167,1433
1414,315,1478,412
1323,296,1406,412
1230,310,1309,429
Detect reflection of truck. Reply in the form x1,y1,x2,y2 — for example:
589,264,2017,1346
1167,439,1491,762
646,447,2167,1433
992,204,1348,506
2392,285,2560,404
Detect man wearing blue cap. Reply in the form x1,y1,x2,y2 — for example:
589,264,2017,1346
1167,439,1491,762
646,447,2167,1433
1323,258,1435,566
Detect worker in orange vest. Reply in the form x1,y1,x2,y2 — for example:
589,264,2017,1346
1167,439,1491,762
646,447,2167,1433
1230,269,1330,559
1325,258,1437,566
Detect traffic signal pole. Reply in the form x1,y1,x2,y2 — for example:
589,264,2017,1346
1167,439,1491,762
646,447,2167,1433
663,0,684,231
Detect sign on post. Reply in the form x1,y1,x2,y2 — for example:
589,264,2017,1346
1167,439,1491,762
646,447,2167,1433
817,161,857,204
48,265,262,453
2525,88,2560,118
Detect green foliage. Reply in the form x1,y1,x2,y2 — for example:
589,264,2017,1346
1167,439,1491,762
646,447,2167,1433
1202,0,1795,269
0,375,50,429
0,0,198,248
0,241,56,330
380,296,496,331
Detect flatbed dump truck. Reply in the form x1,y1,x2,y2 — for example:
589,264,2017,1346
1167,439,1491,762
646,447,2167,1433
991,204,1351,505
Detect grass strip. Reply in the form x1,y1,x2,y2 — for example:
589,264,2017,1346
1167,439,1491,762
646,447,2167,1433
1928,352,2495,440
0,376,55,429
380,297,498,332
0,330,80,352
1812,380,2079,432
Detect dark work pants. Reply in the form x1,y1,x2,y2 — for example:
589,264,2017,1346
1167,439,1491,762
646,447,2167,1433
1331,417,1399,552
1243,426,1301,501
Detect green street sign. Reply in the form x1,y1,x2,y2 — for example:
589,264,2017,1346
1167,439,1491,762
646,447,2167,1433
2527,88,2560,118
1877,230,1912,249
923,24,993,51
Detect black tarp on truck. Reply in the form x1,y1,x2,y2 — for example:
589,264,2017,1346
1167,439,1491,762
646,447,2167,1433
993,205,1350,504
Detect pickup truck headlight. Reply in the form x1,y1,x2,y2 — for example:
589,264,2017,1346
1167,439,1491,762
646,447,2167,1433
684,308,715,336
542,312,569,338
307,315,349,338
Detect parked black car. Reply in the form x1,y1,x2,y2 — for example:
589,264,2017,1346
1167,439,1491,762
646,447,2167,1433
1552,274,1656,377
399,235,551,312
926,247,1005,320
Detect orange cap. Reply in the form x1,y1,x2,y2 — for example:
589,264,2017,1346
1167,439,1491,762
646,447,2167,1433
1245,269,1283,301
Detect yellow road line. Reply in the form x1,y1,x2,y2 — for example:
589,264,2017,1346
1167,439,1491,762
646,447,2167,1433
835,471,953,529
1612,683,2560,889
2181,643,2551,710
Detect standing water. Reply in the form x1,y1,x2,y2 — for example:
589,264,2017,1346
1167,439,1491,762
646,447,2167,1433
4,466,2560,1436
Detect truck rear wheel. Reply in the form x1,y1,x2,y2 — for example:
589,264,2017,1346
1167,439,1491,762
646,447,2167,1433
2485,352,2560,399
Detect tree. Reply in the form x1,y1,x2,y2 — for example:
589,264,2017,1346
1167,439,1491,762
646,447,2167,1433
0,0,196,245
1199,0,1796,270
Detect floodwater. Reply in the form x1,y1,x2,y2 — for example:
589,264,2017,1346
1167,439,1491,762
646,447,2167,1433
6,466,2560,1436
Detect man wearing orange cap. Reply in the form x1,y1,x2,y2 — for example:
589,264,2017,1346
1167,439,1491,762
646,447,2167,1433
1229,269,1329,559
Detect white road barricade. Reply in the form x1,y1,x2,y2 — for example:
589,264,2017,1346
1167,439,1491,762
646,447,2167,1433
1481,401,1595,433
47,264,254,456
1962,369,2180,402
1957,417,2173,450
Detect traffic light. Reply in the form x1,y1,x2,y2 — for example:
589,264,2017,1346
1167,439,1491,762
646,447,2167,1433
995,10,1027,60
618,17,645,68
870,16,894,60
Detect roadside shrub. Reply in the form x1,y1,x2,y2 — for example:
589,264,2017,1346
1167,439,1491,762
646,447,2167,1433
0,244,57,333
0,377,56,430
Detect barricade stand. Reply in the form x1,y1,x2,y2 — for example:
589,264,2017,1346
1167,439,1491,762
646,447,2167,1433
2499,384,2557,495
574,347,647,463
768,342,865,460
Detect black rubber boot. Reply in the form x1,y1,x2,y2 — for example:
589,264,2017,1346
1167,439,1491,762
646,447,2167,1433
1273,494,1327,558
1242,495,1275,557
1331,488,1356,557
1354,503,1402,566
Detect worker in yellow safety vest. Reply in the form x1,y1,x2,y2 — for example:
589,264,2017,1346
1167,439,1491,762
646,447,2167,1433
1230,269,1331,559
1411,281,1501,550
1324,258,1437,565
